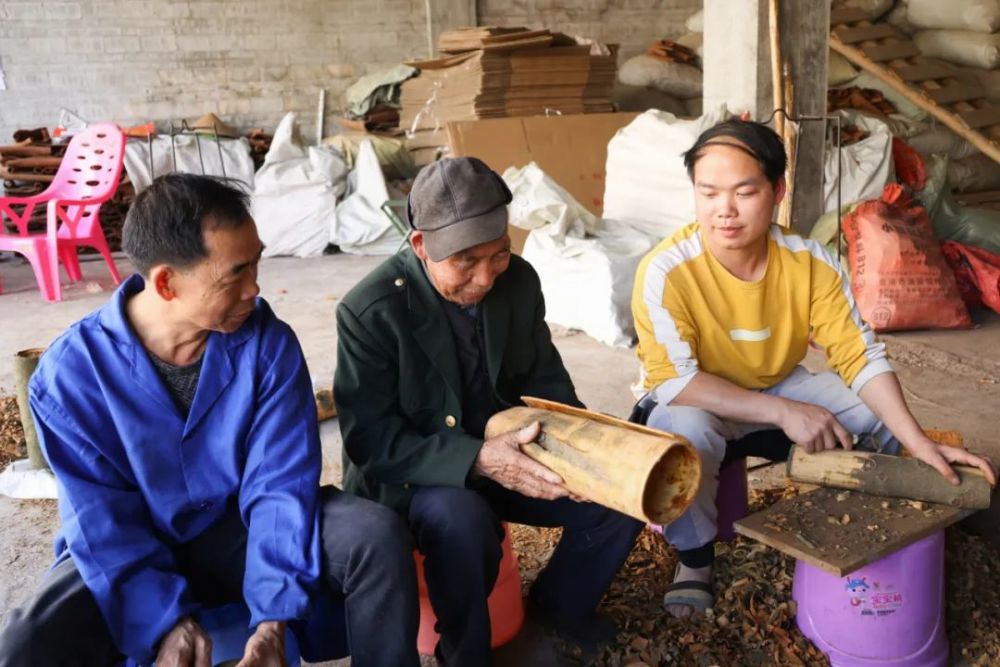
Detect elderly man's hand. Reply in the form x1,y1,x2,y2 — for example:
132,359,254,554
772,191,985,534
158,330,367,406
235,621,287,667
473,422,569,500
155,617,212,667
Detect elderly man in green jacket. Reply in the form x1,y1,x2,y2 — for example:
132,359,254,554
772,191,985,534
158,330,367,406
335,157,642,664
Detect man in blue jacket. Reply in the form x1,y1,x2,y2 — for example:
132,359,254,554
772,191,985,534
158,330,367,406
0,174,419,666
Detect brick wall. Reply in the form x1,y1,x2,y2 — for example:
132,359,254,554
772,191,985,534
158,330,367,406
0,0,699,142
0,0,430,141
479,0,700,60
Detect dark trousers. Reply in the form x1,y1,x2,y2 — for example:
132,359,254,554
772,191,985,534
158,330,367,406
0,486,420,667
408,482,643,665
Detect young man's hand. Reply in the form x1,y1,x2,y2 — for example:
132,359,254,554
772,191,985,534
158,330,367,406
473,422,569,500
907,438,998,487
777,399,853,453
155,617,212,667
236,621,287,667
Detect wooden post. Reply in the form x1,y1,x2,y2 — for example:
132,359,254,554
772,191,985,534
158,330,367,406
484,397,701,525
14,348,46,470
787,446,992,510
769,0,785,138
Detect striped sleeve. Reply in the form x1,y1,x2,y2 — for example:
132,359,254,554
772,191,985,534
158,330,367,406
631,236,702,405
796,236,894,391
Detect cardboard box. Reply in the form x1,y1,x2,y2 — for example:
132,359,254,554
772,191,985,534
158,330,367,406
446,112,639,252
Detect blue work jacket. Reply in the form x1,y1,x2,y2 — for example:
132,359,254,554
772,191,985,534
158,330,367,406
28,275,321,663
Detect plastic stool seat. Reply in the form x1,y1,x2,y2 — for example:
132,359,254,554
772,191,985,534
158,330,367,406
793,531,947,666
415,522,525,656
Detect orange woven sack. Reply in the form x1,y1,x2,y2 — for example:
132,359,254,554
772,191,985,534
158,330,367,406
843,184,971,332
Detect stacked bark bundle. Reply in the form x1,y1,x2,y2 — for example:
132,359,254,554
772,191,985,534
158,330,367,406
400,27,617,165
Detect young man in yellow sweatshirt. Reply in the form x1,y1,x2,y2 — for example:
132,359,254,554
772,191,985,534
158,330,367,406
630,119,996,618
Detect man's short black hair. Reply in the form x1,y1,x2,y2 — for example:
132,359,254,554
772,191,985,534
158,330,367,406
682,119,787,186
122,173,252,276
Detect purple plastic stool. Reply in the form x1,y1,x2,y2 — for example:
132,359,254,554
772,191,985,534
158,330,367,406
647,457,748,540
715,457,749,541
793,530,947,666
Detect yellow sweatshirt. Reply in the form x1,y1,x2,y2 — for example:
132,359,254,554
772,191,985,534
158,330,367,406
632,223,892,403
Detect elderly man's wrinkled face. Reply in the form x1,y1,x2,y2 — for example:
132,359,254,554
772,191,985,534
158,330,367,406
411,231,512,307
169,220,263,333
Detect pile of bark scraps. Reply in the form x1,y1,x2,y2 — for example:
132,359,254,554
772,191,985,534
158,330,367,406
510,484,831,666
947,529,1000,666
247,129,273,171
0,396,25,471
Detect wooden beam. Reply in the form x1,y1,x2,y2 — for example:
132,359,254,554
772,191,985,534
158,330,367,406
787,447,993,509
862,41,921,62
928,82,986,106
896,61,956,83
833,23,897,45
830,6,871,25
734,487,972,576
959,106,1000,130
830,36,1000,164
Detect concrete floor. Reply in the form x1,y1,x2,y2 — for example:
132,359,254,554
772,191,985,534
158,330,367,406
1,251,998,664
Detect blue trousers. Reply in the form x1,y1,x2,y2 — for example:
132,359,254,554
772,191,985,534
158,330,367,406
408,482,642,665
0,486,420,667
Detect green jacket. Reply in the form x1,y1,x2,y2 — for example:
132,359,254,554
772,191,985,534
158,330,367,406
335,247,581,513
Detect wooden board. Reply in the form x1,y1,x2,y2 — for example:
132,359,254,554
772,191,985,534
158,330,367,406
734,487,973,576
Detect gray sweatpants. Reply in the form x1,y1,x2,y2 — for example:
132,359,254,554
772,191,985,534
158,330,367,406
647,366,899,552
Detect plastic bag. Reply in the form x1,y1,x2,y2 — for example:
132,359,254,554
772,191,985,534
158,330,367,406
891,138,926,192
844,184,971,331
914,30,1000,69
907,0,1000,33
617,55,702,99
823,110,894,214
503,162,600,237
685,9,703,32
503,163,656,347
334,140,404,256
252,113,347,258
942,241,1000,314
604,106,731,239
919,154,1000,257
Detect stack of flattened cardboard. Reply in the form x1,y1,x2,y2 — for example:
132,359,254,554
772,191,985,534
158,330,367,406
400,27,617,166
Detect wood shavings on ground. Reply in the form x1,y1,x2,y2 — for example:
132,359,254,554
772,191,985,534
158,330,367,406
0,396,25,471
946,529,1000,666
511,483,1000,665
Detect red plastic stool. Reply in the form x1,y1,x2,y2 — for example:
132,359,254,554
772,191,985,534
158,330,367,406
414,522,525,656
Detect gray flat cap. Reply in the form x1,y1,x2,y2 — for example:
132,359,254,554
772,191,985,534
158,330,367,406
407,157,512,261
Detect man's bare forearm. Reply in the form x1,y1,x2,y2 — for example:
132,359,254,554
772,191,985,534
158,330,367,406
671,372,789,425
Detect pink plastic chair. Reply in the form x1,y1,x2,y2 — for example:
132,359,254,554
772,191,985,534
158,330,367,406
0,123,125,302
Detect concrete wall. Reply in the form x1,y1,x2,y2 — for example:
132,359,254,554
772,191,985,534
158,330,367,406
0,0,699,141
